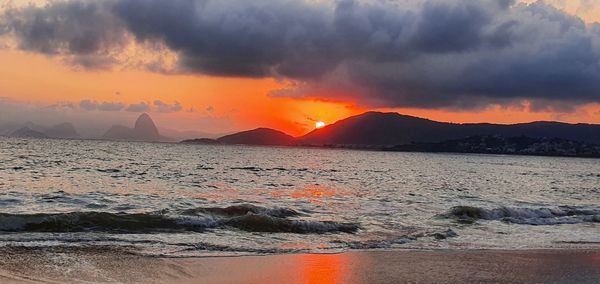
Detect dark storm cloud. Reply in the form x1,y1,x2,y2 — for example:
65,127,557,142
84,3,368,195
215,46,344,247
79,100,125,111
112,0,338,78
3,0,600,110
340,1,600,109
0,0,127,69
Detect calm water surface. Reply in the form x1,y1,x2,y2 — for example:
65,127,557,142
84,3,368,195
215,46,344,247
0,137,599,256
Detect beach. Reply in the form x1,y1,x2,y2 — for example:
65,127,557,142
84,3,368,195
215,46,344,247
1,247,599,283
3,0,600,282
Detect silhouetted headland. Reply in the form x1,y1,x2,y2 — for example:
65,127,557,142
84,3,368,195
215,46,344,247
216,128,296,146
183,112,600,158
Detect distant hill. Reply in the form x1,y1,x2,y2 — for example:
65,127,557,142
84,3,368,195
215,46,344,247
388,135,600,158
45,123,80,139
2,122,80,139
298,112,600,146
216,128,295,146
10,127,49,139
178,111,600,152
102,113,172,142
180,138,221,144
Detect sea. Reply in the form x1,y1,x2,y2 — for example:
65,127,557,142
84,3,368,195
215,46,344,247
0,137,599,257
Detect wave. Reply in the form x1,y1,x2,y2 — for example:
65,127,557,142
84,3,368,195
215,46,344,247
224,213,358,233
181,204,301,218
0,205,358,234
0,212,210,233
335,229,458,250
444,206,600,225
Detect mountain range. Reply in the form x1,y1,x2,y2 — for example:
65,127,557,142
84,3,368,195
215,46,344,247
183,112,600,150
4,111,600,153
298,112,600,146
0,113,174,142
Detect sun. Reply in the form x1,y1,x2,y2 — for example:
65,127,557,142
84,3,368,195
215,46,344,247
315,121,326,129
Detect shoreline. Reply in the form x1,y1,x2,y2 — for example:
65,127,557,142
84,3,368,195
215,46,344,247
6,135,600,160
1,247,599,283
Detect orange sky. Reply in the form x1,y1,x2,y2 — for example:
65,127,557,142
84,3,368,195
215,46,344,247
0,0,599,136
0,48,368,135
2,47,599,136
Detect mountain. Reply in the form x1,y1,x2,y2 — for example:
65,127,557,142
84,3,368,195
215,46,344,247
298,112,600,146
389,135,600,158
45,123,80,139
217,128,295,146
102,113,172,142
10,127,49,139
133,113,161,140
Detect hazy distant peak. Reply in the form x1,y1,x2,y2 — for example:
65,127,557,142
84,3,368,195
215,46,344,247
134,113,159,138
23,121,47,132
135,113,152,122
10,127,48,139
102,113,170,142
46,122,80,139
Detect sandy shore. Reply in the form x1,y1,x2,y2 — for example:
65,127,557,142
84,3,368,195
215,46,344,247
0,247,599,283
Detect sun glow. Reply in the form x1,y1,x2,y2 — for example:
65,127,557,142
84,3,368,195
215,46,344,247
315,121,326,129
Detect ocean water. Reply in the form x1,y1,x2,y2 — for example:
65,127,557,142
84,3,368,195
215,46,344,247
0,137,599,257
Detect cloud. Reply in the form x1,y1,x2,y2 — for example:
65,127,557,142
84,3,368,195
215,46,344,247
79,99,125,111
3,0,600,110
80,99,181,113
125,101,149,112
0,0,128,69
47,102,77,111
154,100,182,113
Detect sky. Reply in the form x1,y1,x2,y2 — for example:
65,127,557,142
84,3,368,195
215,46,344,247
1,0,600,137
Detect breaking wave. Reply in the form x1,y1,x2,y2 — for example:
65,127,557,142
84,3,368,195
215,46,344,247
224,214,358,233
181,204,301,218
0,212,208,233
0,204,358,234
444,206,600,225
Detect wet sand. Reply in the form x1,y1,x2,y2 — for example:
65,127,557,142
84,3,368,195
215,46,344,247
0,247,599,283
